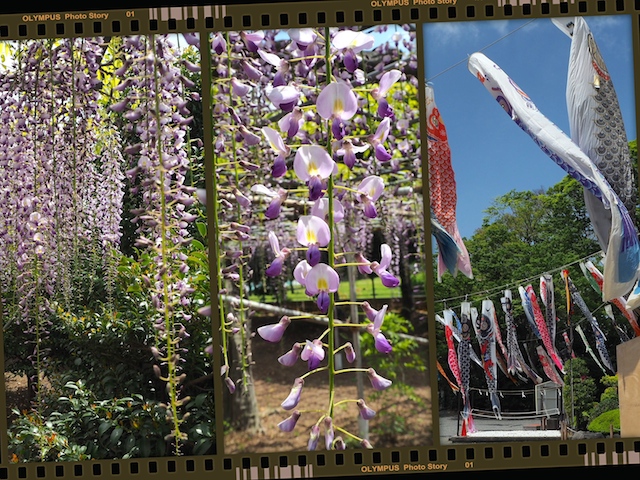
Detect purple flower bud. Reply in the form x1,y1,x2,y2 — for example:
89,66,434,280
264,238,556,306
360,439,373,449
281,377,304,410
378,270,400,288
306,244,321,267
265,197,283,220
272,155,287,178
357,399,376,420
324,417,334,450
308,176,325,201
278,343,302,367
231,77,251,97
265,257,284,277
375,144,392,162
344,342,356,363
334,437,346,450
331,119,345,141
212,33,227,55
301,339,325,370
363,201,378,219
239,126,261,146
257,316,291,343
377,98,395,119
308,424,320,451
242,60,263,81
374,331,392,354
317,291,330,314
278,410,301,432
343,49,359,72
225,377,236,394
233,188,251,208
367,368,392,391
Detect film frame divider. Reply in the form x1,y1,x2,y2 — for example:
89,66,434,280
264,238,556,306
0,0,638,478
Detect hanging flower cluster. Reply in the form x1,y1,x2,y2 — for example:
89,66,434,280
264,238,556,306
240,25,421,450
116,34,199,452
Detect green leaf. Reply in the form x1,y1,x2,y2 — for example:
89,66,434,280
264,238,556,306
98,421,111,437
109,426,124,446
196,222,207,239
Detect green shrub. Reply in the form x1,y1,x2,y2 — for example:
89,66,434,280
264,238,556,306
587,409,620,434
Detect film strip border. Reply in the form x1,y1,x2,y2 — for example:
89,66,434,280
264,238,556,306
1,438,640,478
0,0,639,478
0,0,637,38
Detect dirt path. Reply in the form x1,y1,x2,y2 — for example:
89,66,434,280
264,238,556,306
223,317,433,453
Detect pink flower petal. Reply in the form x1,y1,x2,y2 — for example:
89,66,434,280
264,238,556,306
305,263,340,295
293,260,311,287
296,215,331,247
316,82,358,121
293,145,335,181
331,30,375,53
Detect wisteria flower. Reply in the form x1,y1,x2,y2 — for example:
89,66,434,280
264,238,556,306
310,197,344,223
265,231,291,277
356,175,384,218
278,342,303,366
258,49,290,86
335,138,369,170
262,126,291,178
278,410,301,432
241,31,264,52
316,82,358,121
372,69,402,118
225,377,236,394
281,377,304,410
308,424,320,451
370,117,391,161
332,30,375,73
212,33,227,55
324,417,334,450
288,28,317,50
230,77,251,97
278,107,304,138
293,145,335,201
305,263,340,313
357,399,376,420
301,339,325,370
372,69,402,101
250,184,288,219
334,437,346,450
360,439,373,449
296,215,331,266
241,59,262,81
370,244,400,287
367,368,392,391
293,259,312,292
366,324,393,354
344,342,356,363
267,85,300,112
257,316,291,343
316,82,358,140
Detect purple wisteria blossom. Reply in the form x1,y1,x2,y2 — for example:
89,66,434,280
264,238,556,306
296,215,331,266
357,399,376,420
316,82,358,141
278,411,301,432
293,145,336,201
262,126,290,178
300,339,325,370
356,175,385,219
257,316,291,342
304,263,340,313
367,368,393,391
278,343,303,366
281,377,304,410
265,231,291,277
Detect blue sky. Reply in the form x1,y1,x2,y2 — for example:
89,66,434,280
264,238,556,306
423,15,636,239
